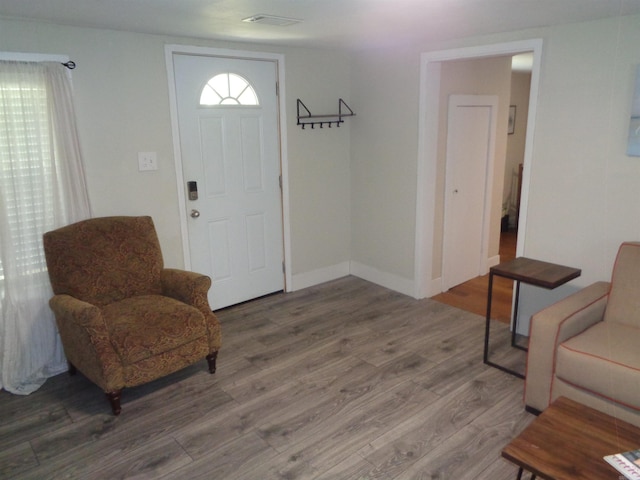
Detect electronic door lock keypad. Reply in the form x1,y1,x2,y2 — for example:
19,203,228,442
187,181,198,201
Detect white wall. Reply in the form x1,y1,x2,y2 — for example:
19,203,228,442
284,49,352,286
349,47,420,294
349,13,640,323
3,12,640,320
0,18,352,288
504,71,531,226
516,14,640,328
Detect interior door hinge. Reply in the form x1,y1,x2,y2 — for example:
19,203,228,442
279,175,283,190
282,261,285,274
276,82,279,96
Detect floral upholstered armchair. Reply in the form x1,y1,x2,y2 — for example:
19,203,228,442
43,216,221,415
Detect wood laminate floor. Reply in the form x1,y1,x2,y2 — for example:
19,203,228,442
432,231,518,323
0,276,532,479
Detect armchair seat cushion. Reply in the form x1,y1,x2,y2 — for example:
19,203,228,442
103,295,206,365
556,322,640,410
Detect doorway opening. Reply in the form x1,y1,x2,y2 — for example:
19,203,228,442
414,39,542,323
433,54,532,321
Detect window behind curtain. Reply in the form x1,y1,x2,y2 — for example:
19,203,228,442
0,57,90,394
0,65,54,283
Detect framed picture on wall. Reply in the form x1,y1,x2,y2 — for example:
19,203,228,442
508,105,516,135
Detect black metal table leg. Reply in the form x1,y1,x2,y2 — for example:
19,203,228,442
510,280,520,347
510,280,528,351
484,271,525,379
515,467,537,480
483,272,494,364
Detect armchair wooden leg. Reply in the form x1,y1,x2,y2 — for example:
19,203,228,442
206,352,218,374
106,390,122,416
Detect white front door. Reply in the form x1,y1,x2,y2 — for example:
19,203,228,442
442,95,498,290
172,53,284,310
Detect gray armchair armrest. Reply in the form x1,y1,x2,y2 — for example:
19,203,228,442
49,294,124,392
524,281,610,412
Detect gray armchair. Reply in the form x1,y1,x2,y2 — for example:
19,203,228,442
525,242,640,426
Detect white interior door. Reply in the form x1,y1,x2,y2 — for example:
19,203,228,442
442,95,498,290
172,53,284,310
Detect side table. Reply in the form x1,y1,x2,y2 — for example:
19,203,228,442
483,257,581,379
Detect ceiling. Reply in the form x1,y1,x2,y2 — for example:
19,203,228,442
1,0,639,51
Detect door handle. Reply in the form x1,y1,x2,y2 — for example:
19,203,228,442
190,209,200,218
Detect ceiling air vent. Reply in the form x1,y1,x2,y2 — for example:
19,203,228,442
242,14,302,26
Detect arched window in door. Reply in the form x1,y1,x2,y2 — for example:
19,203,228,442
199,73,259,106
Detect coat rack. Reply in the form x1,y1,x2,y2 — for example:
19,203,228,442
297,98,355,129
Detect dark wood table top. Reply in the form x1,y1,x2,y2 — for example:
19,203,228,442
490,257,581,289
502,397,640,479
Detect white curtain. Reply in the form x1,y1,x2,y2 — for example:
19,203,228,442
0,61,91,394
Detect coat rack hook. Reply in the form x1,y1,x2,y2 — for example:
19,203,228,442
296,98,355,130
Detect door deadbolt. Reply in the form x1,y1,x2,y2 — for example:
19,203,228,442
187,181,198,200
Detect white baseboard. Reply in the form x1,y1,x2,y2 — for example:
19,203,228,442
289,261,350,291
289,260,418,299
488,254,501,269
428,277,443,297
350,261,416,298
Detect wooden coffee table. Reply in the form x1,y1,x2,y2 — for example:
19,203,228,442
502,397,640,479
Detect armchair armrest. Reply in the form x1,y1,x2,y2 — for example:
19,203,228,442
524,281,610,412
161,268,213,315
49,295,124,392
161,269,221,351
50,294,103,328
49,294,123,392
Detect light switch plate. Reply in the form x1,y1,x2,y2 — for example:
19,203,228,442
138,152,158,171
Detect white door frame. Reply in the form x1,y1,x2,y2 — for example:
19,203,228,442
442,95,498,291
414,39,543,298
165,44,292,292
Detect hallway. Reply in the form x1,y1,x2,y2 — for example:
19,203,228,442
432,231,517,323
